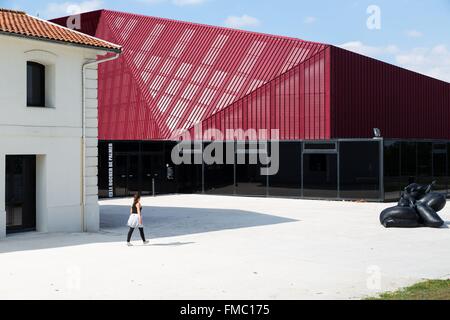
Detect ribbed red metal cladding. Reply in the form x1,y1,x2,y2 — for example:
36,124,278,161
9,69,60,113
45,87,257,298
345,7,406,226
53,10,159,140
96,14,161,140
51,11,449,141
52,10,327,140
193,47,331,140
330,46,450,139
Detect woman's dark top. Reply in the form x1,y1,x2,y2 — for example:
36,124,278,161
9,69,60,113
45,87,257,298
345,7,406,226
132,203,142,214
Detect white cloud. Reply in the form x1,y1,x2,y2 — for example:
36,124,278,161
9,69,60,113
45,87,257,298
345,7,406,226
340,41,450,83
406,30,423,38
224,14,261,29
173,0,207,6
340,41,399,57
395,45,450,82
45,0,103,17
304,16,317,24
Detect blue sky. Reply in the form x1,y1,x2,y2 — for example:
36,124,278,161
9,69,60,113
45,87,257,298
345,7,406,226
2,0,450,82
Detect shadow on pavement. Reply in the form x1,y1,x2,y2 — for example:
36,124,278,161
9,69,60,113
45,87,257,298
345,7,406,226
150,242,195,246
100,205,297,238
0,204,297,254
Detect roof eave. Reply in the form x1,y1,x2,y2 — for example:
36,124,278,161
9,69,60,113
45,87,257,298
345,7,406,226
0,30,122,54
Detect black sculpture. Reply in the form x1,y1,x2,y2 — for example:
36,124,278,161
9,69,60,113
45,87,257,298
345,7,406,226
380,181,446,228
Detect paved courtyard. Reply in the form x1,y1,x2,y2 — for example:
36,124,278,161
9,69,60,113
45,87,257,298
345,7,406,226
0,194,449,299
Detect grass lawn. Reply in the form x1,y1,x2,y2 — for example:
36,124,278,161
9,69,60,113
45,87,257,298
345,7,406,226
368,280,450,300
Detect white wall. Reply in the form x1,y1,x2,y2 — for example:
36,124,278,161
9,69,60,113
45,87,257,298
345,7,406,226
84,64,100,232
0,34,105,238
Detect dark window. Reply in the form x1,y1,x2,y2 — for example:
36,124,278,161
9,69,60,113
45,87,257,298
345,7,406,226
433,144,447,177
303,153,338,198
268,142,302,197
400,142,417,177
417,142,432,176
27,62,45,107
175,142,203,194
113,141,140,153
383,141,403,200
204,142,235,195
235,164,267,196
384,141,400,177
235,142,267,196
339,141,380,200
432,143,448,193
448,143,450,195
304,143,336,150
142,141,164,153
309,154,327,171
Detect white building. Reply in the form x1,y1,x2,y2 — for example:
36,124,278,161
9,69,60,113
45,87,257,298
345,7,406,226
0,9,121,238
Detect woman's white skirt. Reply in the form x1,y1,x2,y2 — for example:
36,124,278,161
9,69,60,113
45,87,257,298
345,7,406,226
127,214,143,228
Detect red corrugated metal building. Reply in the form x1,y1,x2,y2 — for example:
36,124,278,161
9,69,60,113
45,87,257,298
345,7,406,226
52,9,450,141
52,10,450,202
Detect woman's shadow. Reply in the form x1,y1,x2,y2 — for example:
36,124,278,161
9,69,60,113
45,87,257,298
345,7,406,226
150,241,195,247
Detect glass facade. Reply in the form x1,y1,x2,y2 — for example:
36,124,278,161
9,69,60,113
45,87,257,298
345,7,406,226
99,139,450,202
98,141,179,197
433,143,448,193
235,142,267,196
383,141,403,200
171,142,202,194
303,153,338,198
204,142,235,195
339,141,380,200
383,140,450,201
268,142,302,197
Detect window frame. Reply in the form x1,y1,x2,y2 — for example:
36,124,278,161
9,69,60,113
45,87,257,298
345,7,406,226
27,61,46,107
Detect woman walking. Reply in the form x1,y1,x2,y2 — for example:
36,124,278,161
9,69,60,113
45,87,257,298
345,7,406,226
127,194,149,246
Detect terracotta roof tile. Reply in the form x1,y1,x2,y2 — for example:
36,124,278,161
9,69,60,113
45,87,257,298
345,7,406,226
0,8,121,52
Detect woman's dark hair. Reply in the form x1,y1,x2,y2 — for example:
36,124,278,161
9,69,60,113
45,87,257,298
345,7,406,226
132,193,141,207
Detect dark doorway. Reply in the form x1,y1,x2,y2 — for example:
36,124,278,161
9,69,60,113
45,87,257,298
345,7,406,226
5,155,36,234
141,153,164,195
114,154,139,197
127,154,140,196
303,153,338,198
113,154,128,197
114,153,167,197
